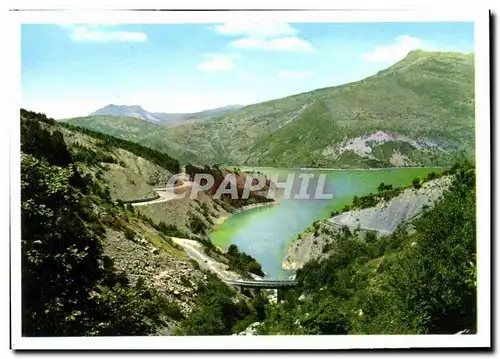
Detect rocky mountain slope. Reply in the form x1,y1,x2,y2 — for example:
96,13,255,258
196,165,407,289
67,50,474,168
283,174,454,270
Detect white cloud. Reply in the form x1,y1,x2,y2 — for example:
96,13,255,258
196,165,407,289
362,35,431,63
214,21,314,53
214,21,297,39
276,70,315,79
65,25,147,42
231,36,313,53
197,54,241,72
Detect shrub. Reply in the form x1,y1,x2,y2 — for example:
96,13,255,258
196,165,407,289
377,182,393,192
426,172,437,181
175,275,251,335
124,228,135,241
164,301,185,321
189,259,200,270
365,230,377,243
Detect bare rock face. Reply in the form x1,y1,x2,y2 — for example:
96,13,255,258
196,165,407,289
237,322,262,336
102,229,207,317
282,223,335,271
282,175,453,270
328,175,453,234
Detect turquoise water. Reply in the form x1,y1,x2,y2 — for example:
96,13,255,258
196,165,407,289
210,167,444,279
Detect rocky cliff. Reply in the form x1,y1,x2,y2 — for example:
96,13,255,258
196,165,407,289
283,175,453,270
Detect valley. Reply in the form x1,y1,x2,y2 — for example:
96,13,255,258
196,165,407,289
20,49,477,337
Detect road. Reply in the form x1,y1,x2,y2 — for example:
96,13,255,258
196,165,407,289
131,184,297,288
132,182,194,207
171,237,240,281
171,237,297,288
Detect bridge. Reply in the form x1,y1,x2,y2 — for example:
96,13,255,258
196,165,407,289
225,279,298,301
225,279,298,289
170,236,297,300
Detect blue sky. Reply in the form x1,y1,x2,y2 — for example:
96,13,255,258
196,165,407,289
21,22,474,118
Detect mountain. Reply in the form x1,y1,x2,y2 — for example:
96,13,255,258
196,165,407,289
90,104,164,122
69,50,475,168
89,104,244,126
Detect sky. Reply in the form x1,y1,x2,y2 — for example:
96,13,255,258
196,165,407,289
21,22,474,119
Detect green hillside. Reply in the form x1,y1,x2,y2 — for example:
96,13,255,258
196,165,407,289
65,50,475,168
62,115,201,163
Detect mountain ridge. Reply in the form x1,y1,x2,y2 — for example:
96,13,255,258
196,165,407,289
89,104,244,126
69,50,475,168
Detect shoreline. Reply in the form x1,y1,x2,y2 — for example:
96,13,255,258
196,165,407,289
214,200,280,227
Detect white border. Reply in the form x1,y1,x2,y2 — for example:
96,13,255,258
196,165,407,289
12,8,487,23
7,8,490,350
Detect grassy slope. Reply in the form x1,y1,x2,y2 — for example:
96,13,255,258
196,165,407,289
58,123,169,200
63,115,201,164
65,50,474,168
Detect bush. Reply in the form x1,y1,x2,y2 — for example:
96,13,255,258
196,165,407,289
189,259,200,270
164,301,185,321
365,230,377,243
189,213,207,235
412,178,422,189
377,182,393,192
426,172,437,181
226,244,264,277
158,221,186,237
175,275,251,335
124,228,135,241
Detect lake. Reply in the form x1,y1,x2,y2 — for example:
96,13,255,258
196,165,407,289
210,167,445,279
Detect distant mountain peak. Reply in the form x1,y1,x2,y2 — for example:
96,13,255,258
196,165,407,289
99,104,145,110
88,104,243,125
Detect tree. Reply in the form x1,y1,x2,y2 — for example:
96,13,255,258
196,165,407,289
228,244,239,257
176,276,251,335
252,293,268,321
426,172,437,181
246,261,264,277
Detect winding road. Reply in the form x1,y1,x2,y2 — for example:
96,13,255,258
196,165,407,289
171,237,297,288
130,184,297,288
132,182,195,207
171,237,241,281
